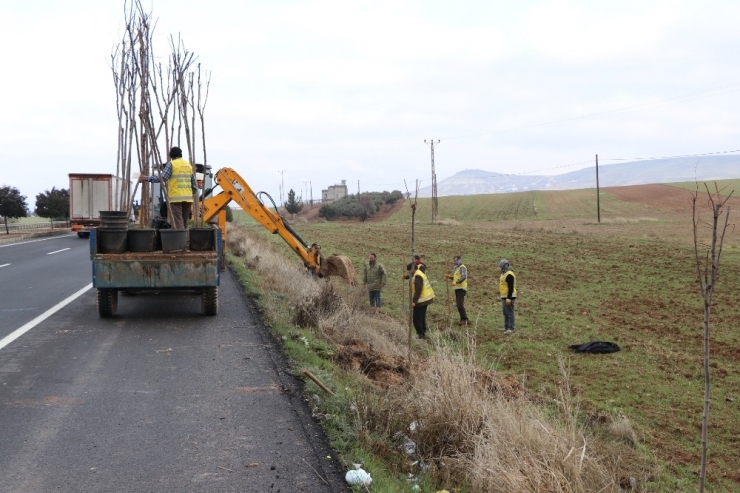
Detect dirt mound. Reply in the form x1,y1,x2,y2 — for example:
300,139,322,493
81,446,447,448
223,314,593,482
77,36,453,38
335,339,408,387
476,370,527,400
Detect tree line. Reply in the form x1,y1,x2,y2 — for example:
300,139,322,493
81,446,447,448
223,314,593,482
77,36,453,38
318,190,404,221
0,185,70,233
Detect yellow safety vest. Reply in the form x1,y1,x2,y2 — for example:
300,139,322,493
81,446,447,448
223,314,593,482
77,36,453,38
499,269,517,298
413,270,435,303
168,158,194,203
453,264,467,291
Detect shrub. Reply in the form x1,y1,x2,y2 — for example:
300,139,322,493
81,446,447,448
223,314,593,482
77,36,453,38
317,190,403,221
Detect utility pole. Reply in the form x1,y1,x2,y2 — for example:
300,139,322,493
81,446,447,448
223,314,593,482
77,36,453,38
595,154,601,223
309,181,313,207
278,170,286,206
303,181,310,203
424,139,440,222
357,180,360,197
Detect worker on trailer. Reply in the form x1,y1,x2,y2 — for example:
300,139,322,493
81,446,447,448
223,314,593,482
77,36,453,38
139,146,198,230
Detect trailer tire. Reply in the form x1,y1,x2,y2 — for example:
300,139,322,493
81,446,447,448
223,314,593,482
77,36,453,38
202,287,218,316
77,232,90,239
97,288,118,318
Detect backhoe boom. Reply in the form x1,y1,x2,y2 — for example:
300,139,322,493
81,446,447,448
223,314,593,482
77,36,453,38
201,168,324,275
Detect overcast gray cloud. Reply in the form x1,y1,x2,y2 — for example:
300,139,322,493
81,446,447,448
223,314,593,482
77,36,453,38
1,0,739,207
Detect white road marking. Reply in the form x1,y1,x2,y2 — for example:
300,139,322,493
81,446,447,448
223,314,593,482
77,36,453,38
0,283,93,350
0,263,9,268
47,248,71,255
0,234,75,248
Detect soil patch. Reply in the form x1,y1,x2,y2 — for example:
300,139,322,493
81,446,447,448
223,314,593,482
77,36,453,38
604,183,740,213
335,338,408,387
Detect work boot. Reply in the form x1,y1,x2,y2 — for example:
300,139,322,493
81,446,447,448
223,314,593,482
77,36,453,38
457,320,469,326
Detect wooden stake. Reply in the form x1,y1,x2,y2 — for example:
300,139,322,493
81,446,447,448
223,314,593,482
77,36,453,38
301,369,335,396
446,275,451,325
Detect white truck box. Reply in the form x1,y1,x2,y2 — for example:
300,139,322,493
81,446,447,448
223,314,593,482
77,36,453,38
69,174,126,238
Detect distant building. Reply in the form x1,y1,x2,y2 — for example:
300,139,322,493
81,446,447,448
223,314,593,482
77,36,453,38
321,180,348,203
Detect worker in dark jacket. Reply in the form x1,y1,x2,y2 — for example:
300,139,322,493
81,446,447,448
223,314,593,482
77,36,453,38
499,259,517,333
363,253,387,307
412,263,435,339
403,254,427,279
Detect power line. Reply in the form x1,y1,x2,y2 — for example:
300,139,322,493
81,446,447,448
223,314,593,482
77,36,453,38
424,139,440,222
603,148,740,162
278,170,286,206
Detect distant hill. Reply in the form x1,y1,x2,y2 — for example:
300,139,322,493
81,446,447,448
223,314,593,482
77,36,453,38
418,155,740,197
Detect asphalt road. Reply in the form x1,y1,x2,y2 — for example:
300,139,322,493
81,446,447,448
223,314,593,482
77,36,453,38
0,235,347,492
0,234,90,336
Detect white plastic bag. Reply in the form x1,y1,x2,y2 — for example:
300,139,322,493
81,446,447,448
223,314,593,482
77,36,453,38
345,468,372,486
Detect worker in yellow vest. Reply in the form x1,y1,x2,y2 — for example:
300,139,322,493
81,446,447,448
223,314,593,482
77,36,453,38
449,255,469,326
411,264,435,339
499,259,517,334
140,146,198,230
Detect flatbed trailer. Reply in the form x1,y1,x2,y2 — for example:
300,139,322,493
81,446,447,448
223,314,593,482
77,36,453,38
90,228,222,317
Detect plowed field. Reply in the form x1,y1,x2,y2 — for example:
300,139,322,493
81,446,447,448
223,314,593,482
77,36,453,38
234,180,740,490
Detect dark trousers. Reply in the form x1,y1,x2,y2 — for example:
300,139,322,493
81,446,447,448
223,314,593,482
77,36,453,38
369,290,381,307
502,298,516,329
169,202,192,230
412,304,429,338
455,289,468,321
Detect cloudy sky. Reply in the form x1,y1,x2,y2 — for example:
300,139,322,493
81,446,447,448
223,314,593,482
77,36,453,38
2,0,739,209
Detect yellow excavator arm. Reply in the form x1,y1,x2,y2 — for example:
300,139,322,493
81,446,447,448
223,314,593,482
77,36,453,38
200,168,355,282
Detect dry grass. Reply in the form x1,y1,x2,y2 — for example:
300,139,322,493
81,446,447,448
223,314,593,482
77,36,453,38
227,224,637,492
363,351,622,492
229,226,408,356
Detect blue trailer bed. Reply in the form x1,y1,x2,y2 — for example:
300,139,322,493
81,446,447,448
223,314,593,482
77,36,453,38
90,228,222,317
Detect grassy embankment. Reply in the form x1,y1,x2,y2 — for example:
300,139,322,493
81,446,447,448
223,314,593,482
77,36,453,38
228,181,740,492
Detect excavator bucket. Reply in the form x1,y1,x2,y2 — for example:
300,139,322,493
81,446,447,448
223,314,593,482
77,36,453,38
321,254,357,285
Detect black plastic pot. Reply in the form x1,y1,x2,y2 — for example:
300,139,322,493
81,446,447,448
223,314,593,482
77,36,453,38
99,228,128,254
189,227,216,251
159,229,188,253
126,229,158,252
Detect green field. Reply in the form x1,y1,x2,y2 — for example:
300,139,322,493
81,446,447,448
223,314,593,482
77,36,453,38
233,183,740,491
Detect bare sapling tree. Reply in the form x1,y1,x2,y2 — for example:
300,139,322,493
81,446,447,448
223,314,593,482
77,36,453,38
193,64,211,226
112,1,205,228
135,7,153,223
111,0,156,222
404,179,419,365
692,181,733,493
111,1,140,212
144,35,195,226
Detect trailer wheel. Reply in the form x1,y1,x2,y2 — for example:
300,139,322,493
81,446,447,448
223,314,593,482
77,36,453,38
77,232,90,239
97,288,118,318
202,287,218,316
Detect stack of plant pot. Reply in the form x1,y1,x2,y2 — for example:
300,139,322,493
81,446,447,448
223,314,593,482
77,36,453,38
98,211,129,253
